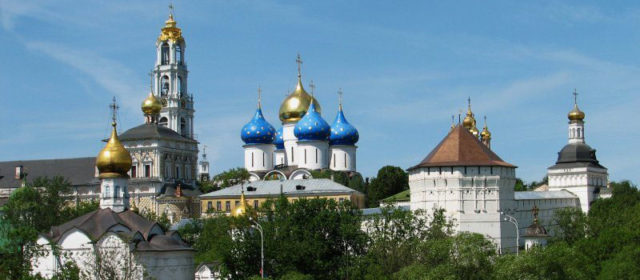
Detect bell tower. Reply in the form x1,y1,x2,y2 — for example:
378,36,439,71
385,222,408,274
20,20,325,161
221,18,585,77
153,5,194,139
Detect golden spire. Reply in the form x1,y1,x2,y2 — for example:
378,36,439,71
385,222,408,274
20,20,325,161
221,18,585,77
97,98,132,179
568,89,585,121
279,54,321,123
232,190,249,217
463,97,479,136
158,3,183,43
481,116,491,139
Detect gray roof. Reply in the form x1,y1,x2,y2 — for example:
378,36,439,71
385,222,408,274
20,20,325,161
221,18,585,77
361,205,411,216
549,143,605,170
119,124,196,143
200,178,362,199
514,190,577,200
0,157,97,189
44,208,191,251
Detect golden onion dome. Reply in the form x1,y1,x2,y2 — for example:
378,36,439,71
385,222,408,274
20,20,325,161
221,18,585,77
158,13,184,43
481,125,491,139
96,122,132,179
232,191,249,217
141,92,163,115
462,113,474,129
279,77,321,123
480,116,491,139
568,104,585,121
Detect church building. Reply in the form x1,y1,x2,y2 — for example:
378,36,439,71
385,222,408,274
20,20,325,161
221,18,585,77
32,118,194,279
240,55,360,181
408,94,608,253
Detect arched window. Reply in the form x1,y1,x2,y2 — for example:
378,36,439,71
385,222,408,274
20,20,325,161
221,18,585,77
161,43,170,65
175,44,183,65
161,76,169,96
158,117,168,127
178,76,184,97
105,185,110,197
114,186,120,198
180,118,187,137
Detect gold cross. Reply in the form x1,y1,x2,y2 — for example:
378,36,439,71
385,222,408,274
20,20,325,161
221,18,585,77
109,97,119,125
169,3,174,16
148,71,154,92
296,53,303,77
257,86,262,108
309,80,315,95
573,88,578,104
338,88,343,109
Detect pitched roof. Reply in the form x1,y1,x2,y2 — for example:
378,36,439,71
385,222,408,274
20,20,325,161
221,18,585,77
0,157,97,189
44,208,191,251
200,178,362,198
409,125,515,170
119,123,197,143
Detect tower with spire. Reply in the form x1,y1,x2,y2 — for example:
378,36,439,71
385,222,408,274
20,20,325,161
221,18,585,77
241,87,276,173
329,89,359,172
547,90,608,213
153,6,194,139
96,98,132,212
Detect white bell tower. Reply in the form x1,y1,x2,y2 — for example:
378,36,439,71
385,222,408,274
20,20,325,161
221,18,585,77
153,6,194,139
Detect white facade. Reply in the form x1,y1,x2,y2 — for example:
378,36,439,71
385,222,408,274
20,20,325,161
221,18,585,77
329,145,357,172
244,144,275,172
99,176,130,212
274,149,286,166
296,141,329,170
282,123,298,166
409,165,518,252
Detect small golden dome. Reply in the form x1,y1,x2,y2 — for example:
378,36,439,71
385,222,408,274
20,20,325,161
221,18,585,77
96,123,132,179
232,191,249,217
158,13,184,43
568,104,585,121
279,77,321,123
141,92,162,115
481,126,491,139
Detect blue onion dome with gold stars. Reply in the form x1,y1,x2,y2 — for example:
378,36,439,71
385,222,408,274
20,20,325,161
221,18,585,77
274,127,285,150
330,105,359,146
241,107,276,145
294,101,330,141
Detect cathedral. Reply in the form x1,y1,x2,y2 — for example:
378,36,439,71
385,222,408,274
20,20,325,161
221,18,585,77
408,94,608,253
240,56,360,181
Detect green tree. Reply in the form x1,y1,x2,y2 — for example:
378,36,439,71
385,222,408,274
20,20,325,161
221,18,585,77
368,166,409,207
200,168,251,193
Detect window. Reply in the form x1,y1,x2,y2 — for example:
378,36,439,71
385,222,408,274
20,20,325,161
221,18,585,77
339,198,345,202
225,201,231,211
304,149,307,164
181,118,187,137
217,201,222,211
161,76,169,96
291,147,294,162
333,153,336,167
131,166,137,178
161,43,169,65
114,186,120,198
207,202,212,210
254,200,259,209
262,152,265,167
176,166,180,178
315,149,318,163
178,76,184,96
144,165,151,178
159,117,168,127
235,201,240,206
105,186,110,197
251,153,254,167
344,154,347,168
175,44,183,65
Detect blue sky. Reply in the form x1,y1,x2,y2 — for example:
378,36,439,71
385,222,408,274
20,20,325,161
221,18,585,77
1,0,639,184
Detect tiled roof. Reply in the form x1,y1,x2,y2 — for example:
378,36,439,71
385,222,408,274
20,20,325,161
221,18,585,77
409,125,515,170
